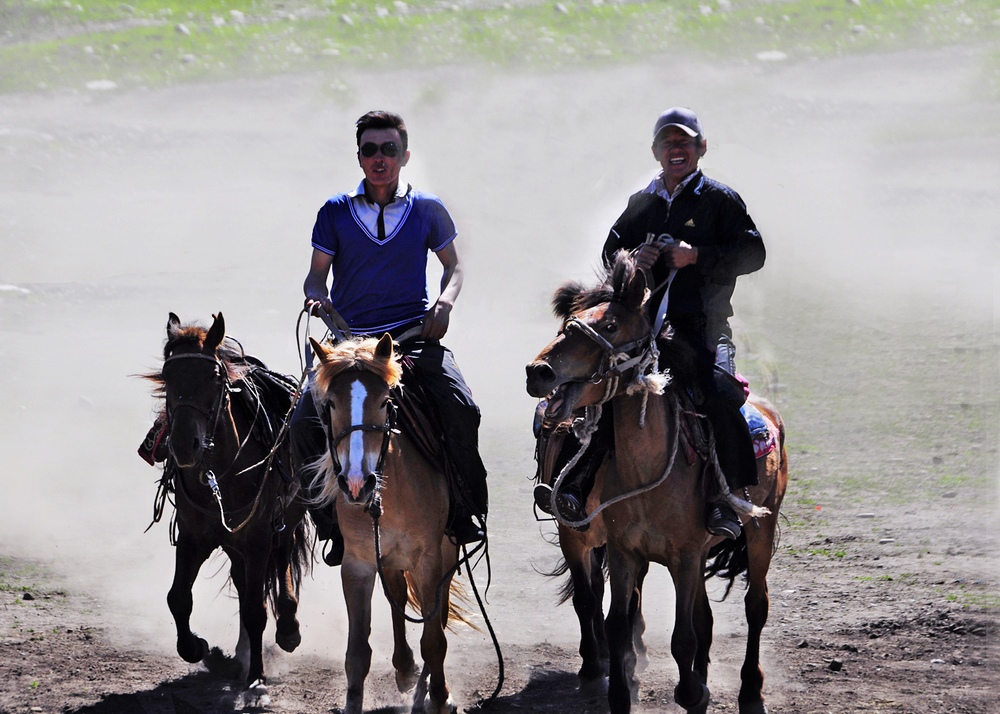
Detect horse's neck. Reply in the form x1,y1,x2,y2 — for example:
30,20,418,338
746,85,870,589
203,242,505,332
379,436,449,515
611,389,692,491
202,401,249,473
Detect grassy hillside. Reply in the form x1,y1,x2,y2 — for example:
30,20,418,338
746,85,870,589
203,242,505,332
2,0,998,92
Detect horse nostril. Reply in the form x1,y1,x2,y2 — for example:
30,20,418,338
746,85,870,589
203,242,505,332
526,362,556,383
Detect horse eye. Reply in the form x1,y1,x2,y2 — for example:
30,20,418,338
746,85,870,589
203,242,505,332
381,399,390,409
603,322,618,333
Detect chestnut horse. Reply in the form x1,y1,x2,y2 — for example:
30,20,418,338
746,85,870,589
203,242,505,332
145,312,308,705
526,254,787,714
307,334,465,714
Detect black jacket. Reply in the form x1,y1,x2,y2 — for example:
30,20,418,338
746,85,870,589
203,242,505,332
602,171,765,343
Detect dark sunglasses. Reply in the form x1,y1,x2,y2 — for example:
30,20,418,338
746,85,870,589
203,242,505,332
359,141,400,158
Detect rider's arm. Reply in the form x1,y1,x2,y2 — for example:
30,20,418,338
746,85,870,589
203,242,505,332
303,248,334,315
422,241,463,340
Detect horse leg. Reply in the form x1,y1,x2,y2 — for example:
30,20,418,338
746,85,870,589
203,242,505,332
166,534,213,665
273,530,302,653
562,531,606,683
605,546,641,714
413,559,454,714
670,556,711,714
693,556,715,688
341,558,376,714
738,518,778,714
387,569,419,693
632,563,649,677
228,545,271,691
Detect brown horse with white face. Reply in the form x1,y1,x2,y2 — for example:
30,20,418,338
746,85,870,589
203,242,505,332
307,334,463,714
526,253,787,714
147,313,308,707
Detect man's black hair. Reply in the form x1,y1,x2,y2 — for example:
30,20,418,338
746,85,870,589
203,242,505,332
356,110,408,151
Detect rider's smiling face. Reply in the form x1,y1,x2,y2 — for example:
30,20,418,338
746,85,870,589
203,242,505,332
652,127,706,189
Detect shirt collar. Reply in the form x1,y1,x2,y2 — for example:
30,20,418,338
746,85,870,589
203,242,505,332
348,180,411,204
644,169,702,202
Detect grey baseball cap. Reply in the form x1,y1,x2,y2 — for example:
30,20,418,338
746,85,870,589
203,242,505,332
653,107,703,139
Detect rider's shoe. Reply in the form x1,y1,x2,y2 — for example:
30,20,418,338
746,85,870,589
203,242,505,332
310,505,345,566
555,490,589,532
533,483,556,515
449,515,485,546
534,483,588,531
705,502,741,540
322,533,345,567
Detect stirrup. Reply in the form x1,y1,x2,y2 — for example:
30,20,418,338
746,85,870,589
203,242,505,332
533,483,555,515
705,503,741,540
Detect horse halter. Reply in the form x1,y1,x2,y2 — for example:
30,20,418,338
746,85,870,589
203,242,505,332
162,351,231,453
563,316,652,385
324,394,399,512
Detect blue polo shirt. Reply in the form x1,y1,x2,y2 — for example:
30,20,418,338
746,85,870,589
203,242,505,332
311,181,457,334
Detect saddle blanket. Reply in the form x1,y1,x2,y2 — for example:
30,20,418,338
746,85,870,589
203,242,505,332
741,403,778,460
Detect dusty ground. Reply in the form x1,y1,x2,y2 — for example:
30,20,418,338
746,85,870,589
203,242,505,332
1,40,998,714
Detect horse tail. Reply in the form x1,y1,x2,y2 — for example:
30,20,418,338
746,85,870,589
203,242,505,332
539,544,608,607
704,532,749,600
265,504,312,616
401,572,481,633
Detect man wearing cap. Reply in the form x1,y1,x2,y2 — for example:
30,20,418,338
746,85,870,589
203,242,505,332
535,107,764,539
610,106,765,538
291,109,488,565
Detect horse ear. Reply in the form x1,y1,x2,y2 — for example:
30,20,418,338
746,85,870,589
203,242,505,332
375,333,394,360
623,267,648,311
309,336,333,363
205,312,226,352
552,281,585,319
167,312,181,334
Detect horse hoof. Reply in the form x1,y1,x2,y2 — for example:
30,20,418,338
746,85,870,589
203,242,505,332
275,626,302,653
420,694,456,714
577,671,608,696
177,635,209,664
237,679,270,709
396,663,419,693
739,701,768,714
674,682,710,712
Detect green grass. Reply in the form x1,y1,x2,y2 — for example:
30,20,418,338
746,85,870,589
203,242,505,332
1,0,998,93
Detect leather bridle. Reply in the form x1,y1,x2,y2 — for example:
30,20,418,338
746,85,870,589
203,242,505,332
562,316,653,386
322,393,399,511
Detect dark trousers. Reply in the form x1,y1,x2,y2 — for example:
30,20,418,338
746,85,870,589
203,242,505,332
669,327,758,492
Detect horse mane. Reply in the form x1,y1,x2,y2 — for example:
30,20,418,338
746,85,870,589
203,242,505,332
312,338,403,398
551,250,645,319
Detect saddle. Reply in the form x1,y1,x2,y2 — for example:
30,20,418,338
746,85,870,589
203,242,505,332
391,358,477,515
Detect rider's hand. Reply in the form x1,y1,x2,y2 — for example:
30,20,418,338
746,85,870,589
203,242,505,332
305,296,333,316
634,243,662,272
661,241,699,268
421,301,451,340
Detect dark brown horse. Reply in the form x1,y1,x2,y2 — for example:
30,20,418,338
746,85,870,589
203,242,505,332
145,312,309,705
307,334,466,714
526,254,787,714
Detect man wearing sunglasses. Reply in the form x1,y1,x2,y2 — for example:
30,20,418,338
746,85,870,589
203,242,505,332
292,110,488,565
536,107,765,541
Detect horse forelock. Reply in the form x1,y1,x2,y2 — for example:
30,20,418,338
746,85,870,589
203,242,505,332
160,323,249,383
313,338,403,401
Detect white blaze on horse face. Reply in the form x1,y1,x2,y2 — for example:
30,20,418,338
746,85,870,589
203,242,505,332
342,379,367,498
